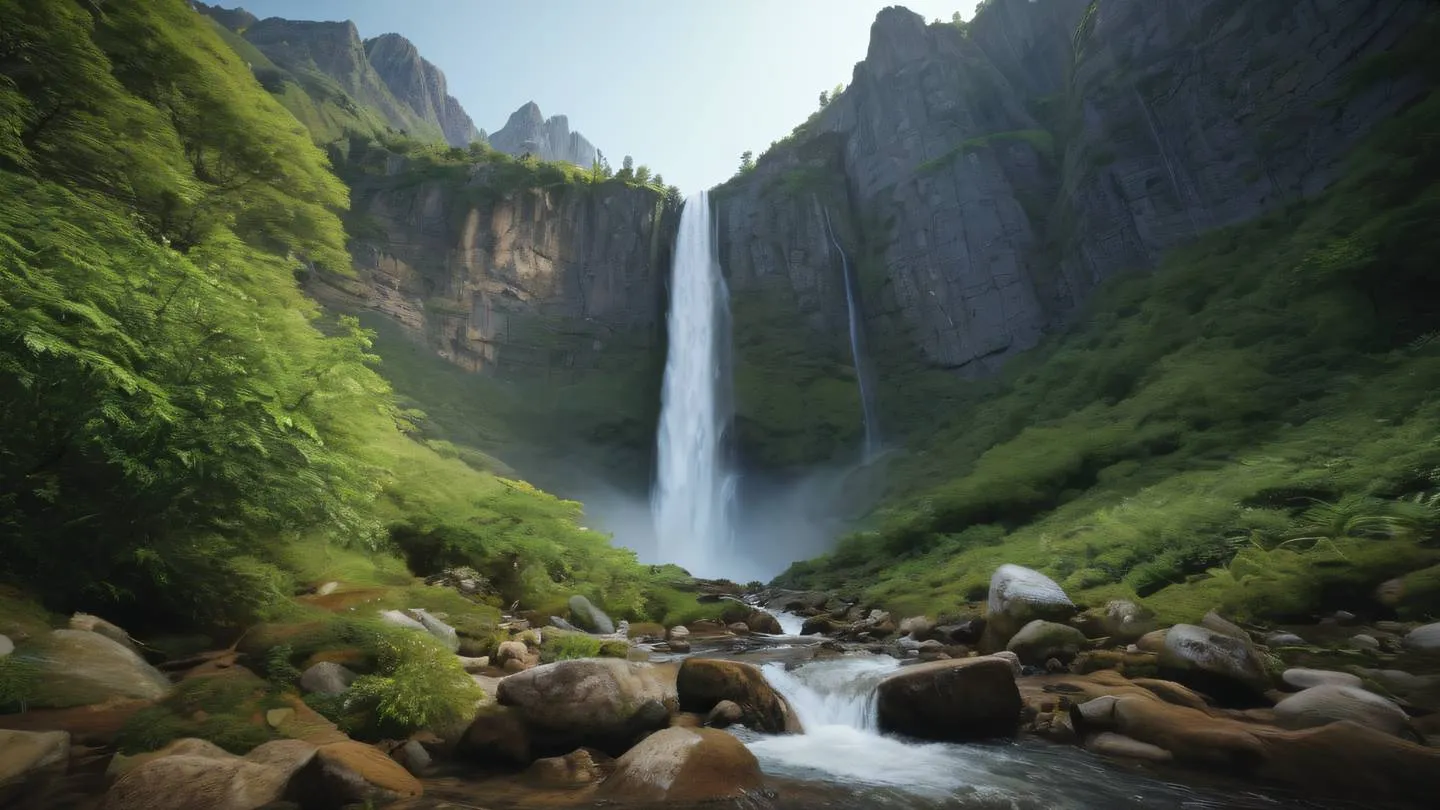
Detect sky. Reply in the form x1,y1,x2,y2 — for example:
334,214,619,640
231,0,982,191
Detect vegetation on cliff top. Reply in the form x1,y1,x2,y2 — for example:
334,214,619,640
0,0,705,633
778,86,1440,624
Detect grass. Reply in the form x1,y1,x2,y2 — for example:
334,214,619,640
916,129,1057,175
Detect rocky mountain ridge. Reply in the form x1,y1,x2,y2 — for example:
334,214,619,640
488,101,601,168
196,2,480,147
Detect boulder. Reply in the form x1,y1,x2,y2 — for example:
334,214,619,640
0,635,11,659
1265,632,1307,647
932,617,985,644
409,609,459,653
0,729,69,799
667,626,690,640
567,596,614,635
496,659,676,755
983,565,1075,650
1069,692,1440,805
298,662,356,696
1136,628,1169,653
1403,622,1440,652
301,740,422,805
17,629,170,708
68,614,140,655
456,656,490,673
392,740,431,776
986,651,1022,676
727,622,751,635
704,700,744,729
875,657,1022,741
549,616,582,633
1073,600,1156,645
378,610,426,632
1157,624,1270,705
745,611,782,635
800,616,838,636
103,738,315,810
1084,731,1172,762
495,641,528,666
899,616,934,638
676,658,802,734
1281,668,1362,691
316,581,340,597
524,747,611,788
458,705,531,767
1006,620,1088,666
594,727,762,804
666,638,692,653
1349,634,1380,651
1273,685,1412,737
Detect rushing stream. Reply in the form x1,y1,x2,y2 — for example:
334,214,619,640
726,618,1355,810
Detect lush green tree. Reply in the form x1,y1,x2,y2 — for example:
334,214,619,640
818,90,829,108
634,164,652,184
739,150,755,173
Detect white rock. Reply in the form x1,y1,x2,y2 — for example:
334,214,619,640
1403,622,1440,653
1282,668,1362,691
379,610,426,632
0,635,12,658
316,581,340,596
410,609,459,652
1274,685,1411,737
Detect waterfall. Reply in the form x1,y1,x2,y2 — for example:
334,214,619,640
760,657,897,731
820,204,880,459
652,191,733,577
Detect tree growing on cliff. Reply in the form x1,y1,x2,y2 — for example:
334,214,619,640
739,150,755,174
635,165,652,184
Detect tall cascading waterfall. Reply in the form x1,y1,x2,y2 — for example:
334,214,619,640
820,204,880,459
652,191,734,576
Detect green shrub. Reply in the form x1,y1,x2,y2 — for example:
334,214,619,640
345,631,482,734
541,634,602,662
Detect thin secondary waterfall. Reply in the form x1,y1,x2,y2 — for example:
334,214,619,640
820,204,880,459
652,191,733,576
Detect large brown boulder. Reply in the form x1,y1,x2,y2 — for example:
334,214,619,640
676,658,802,734
1069,692,1440,805
983,565,1075,650
296,740,422,806
102,738,315,810
16,629,170,708
595,727,763,803
496,659,676,755
875,657,1021,741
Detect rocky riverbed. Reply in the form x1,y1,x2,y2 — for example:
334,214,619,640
3,564,1440,809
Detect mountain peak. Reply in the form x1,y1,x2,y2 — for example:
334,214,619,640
490,103,597,167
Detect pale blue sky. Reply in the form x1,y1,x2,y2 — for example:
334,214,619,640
230,1,981,190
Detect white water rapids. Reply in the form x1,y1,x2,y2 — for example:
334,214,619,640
728,629,1314,809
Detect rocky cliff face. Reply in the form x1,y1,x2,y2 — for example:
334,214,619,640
312,153,675,486
364,33,480,148
713,0,1433,465
489,102,600,168
199,6,480,147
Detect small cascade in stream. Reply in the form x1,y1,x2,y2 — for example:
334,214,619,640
821,204,880,460
652,191,734,578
